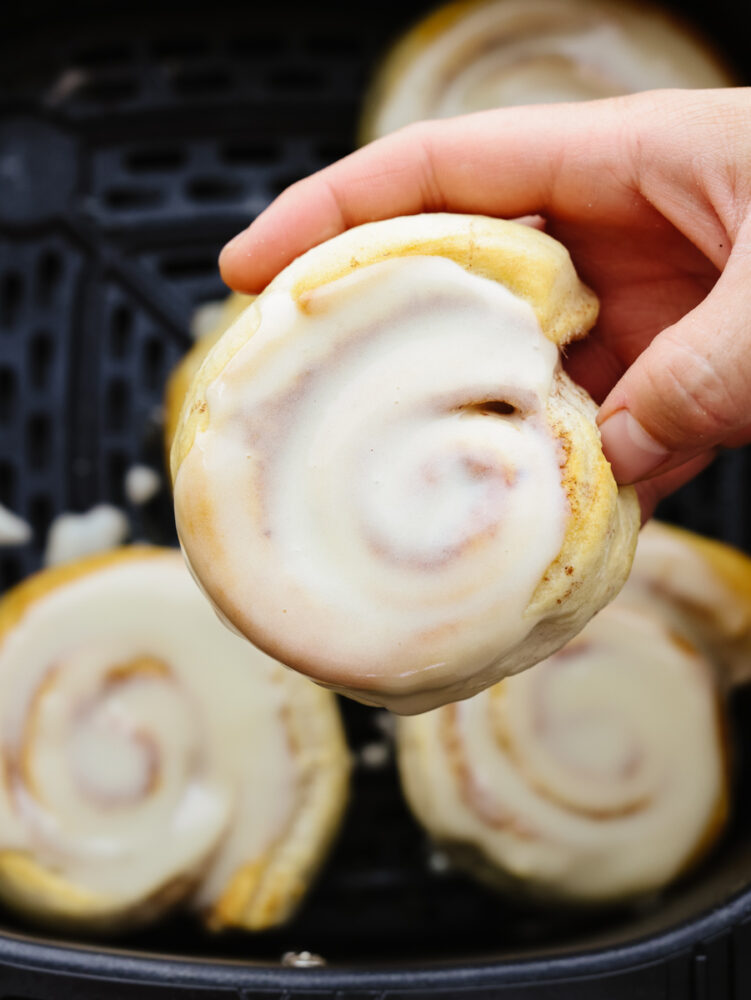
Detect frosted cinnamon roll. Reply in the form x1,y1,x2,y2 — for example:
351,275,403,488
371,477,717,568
397,580,729,902
0,548,349,931
172,214,639,713
164,292,256,459
360,0,733,143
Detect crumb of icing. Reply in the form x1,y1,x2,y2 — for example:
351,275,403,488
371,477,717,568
124,465,161,506
0,504,32,546
44,505,129,566
190,300,226,341
358,741,390,770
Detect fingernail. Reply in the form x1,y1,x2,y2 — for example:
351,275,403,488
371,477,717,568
597,409,669,484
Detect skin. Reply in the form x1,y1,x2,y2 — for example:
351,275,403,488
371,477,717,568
219,88,751,518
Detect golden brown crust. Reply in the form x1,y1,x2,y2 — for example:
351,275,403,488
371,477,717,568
164,293,256,466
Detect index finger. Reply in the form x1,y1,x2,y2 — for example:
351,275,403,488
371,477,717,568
218,96,644,293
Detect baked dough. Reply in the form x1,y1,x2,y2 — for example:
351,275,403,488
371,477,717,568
360,0,733,142
397,527,730,901
172,214,639,713
164,293,255,460
623,520,751,688
0,547,350,931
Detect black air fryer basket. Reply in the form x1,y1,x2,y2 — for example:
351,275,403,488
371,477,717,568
1,1,750,996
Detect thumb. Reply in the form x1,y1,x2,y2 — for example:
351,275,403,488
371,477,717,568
597,257,751,485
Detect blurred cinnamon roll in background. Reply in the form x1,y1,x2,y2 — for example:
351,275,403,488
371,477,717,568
620,521,751,688
360,0,734,143
0,548,349,932
396,521,733,903
171,213,639,713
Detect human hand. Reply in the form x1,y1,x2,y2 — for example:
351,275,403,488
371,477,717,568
219,88,751,518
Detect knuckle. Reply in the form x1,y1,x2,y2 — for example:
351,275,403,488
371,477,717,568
644,331,744,445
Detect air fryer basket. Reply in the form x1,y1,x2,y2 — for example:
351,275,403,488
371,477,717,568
0,0,750,996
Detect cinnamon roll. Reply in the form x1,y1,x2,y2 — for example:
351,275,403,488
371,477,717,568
623,520,751,689
360,0,733,143
172,214,639,713
164,293,255,459
0,547,350,931
396,569,729,902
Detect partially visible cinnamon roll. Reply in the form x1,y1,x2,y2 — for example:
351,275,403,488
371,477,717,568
0,548,350,932
396,571,729,902
360,0,733,143
164,293,255,460
623,521,751,689
171,214,639,714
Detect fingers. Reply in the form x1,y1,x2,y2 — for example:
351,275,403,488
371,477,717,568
220,97,645,292
598,248,751,484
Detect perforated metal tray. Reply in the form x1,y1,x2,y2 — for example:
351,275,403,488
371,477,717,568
1,0,750,996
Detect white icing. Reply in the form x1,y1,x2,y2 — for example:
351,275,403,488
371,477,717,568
0,552,323,912
175,255,567,703
369,0,729,139
124,465,161,506
627,522,746,636
399,594,725,900
44,506,129,566
190,300,227,342
0,504,32,546
358,741,390,770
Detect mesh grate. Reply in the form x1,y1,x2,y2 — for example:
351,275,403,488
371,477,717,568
0,0,750,985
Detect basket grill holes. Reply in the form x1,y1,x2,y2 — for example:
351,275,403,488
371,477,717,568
186,176,244,203
105,187,163,210
28,332,54,391
106,379,129,433
36,251,62,307
221,140,280,166
306,34,364,57
159,253,216,280
125,147,186,173
0,460,15,507
268,67,327,93
26,414,51,470
227,35,284,57
28,494,52,540
110,305,132,359
142,338,165,392
0,554,23,587
170,67,233,97
0,272,23,331
107,451,128,503
72,42,132,69
152,37,208,60
0,368,16,423
77,75,139,104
